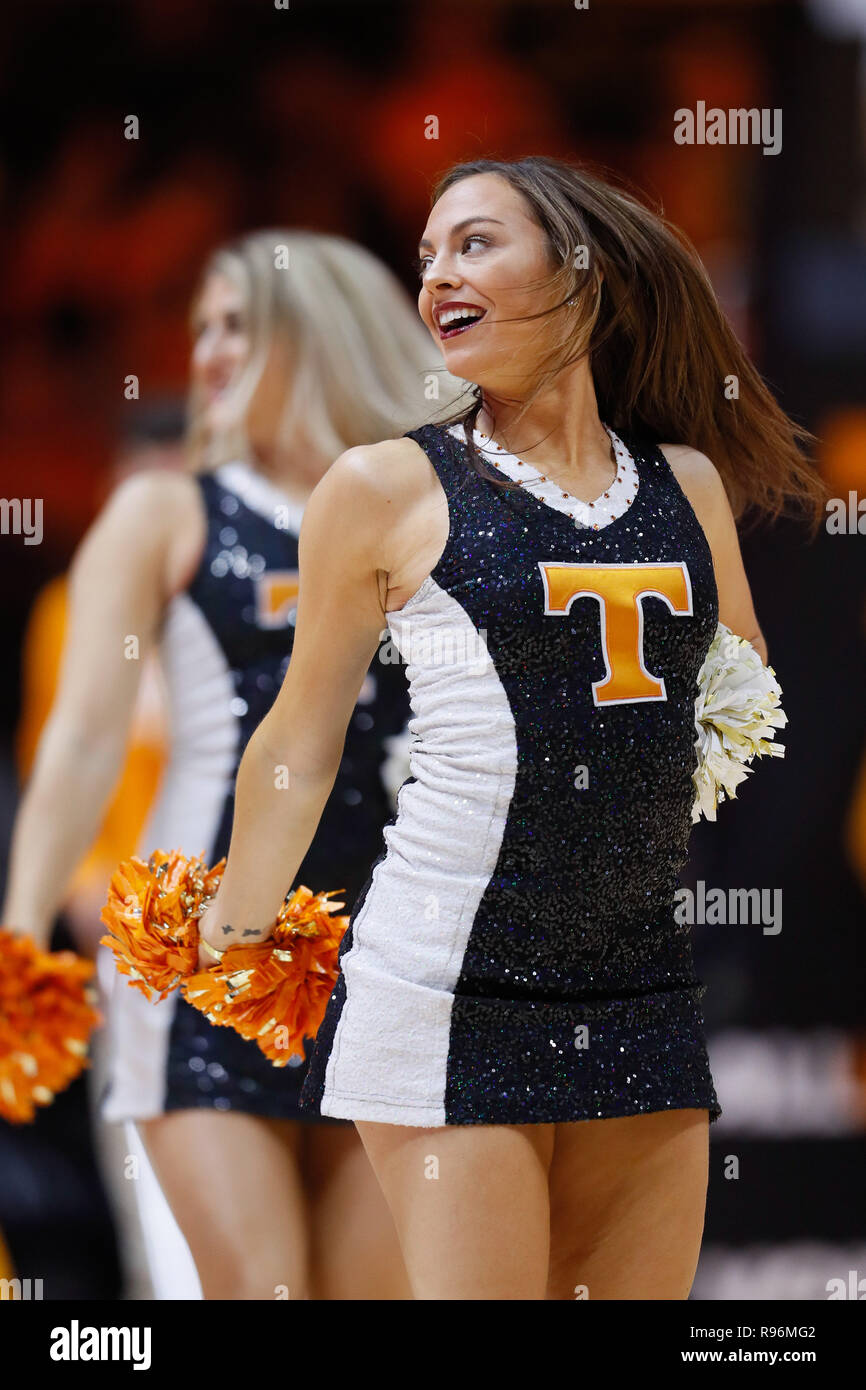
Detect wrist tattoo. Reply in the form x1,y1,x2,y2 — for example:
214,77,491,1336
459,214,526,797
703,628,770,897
218,923,266,942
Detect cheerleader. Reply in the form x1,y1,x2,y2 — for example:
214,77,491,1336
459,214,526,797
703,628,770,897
2,229,462,1298
190,160,823,1299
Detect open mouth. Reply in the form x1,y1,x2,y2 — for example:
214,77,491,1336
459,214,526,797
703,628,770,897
436,306,487,340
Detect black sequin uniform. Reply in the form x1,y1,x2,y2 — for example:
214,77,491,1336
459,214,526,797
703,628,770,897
302,423,722,1125
101,465,409,1122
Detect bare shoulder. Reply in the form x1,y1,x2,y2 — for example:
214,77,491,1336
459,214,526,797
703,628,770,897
73,468,206,597
658,442,733,528
303,435,442,553
94,467,203,535
316,436,438,508
659,443,723,492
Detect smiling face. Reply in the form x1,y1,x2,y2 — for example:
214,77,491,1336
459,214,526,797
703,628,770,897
191,272,250,436
417,172,565,395
191,270,291,456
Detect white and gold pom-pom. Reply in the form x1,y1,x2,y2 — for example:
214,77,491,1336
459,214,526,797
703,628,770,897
691,622,788,823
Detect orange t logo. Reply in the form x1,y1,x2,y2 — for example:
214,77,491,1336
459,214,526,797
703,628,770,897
255,570,299,628
537,561,693,706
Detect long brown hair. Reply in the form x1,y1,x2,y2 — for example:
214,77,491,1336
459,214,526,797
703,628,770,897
433,157,827,536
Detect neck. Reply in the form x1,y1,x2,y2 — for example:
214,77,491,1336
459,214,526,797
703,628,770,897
247,440,329,505
475,359,610,474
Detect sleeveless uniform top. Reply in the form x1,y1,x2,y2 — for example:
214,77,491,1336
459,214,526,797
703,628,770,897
301,420,722,1127
151,461,408,892
100,460,409,1123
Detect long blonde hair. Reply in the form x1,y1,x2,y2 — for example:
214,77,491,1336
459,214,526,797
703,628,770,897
187,229,467,470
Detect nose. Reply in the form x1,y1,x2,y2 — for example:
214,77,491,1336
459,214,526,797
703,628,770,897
421,250,460,297
193,323,226,376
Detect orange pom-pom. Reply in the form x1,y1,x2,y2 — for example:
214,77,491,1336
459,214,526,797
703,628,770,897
100,849,225,1001
0,929,100,1124
101,848,349,1064
182,885,348,1064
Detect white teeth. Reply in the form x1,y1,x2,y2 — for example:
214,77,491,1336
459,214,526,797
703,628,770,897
439,306,484,327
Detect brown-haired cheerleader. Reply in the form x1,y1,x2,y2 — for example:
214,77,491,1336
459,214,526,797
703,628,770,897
188,159,821,1299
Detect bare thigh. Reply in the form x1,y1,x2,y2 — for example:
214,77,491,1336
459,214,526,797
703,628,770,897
355,1120,555,1300
302,1123,411,1300
547,1107,710,1300
140,1109,309,1300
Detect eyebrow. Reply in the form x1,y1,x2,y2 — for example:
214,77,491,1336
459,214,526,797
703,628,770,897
418,217,504,251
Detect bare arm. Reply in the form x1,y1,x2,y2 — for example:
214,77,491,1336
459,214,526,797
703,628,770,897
197,445,401,952
2,471,204,946
661,444,769,666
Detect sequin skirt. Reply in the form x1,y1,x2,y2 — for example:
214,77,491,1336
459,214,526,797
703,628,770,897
300,843,722,1128
98,951,347,1125
302,966,721,1127
163,999,347,1123
441,984,721,1125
